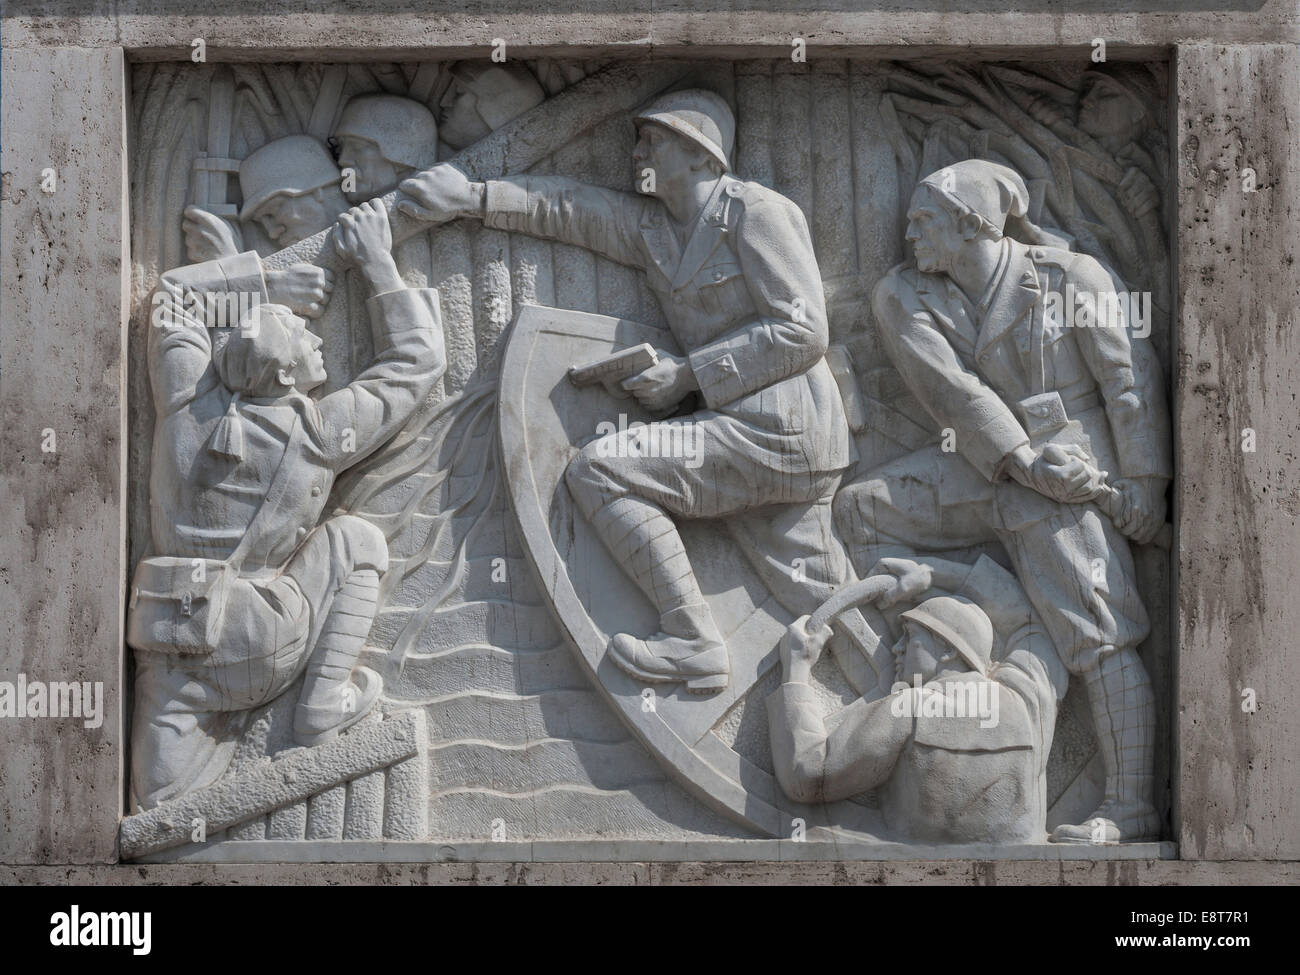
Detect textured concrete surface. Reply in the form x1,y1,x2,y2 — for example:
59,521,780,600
3,859,1297,886
131,839,1177,864
0,47,128,864
2,1,1297,57
1174,43,1300,861
120,710,423,859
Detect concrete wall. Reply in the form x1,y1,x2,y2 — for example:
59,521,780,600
0,47,128,864
1175,42,1300,861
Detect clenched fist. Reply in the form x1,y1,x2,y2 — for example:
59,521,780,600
266,263,334,319
779,615,835,685
332,200,402,295
182,206,242,263
397,165,482,226
332,199,393,268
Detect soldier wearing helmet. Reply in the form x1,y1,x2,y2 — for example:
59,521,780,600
331,94,439,202
768,555,1067,844
238,134,350,249
397,88,854,692
437,61,545,152
834,158,1170,844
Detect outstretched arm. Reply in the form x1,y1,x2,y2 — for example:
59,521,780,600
398,164,647,269
315,201,446,468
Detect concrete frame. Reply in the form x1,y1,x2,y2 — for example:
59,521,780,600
3,1,1297,883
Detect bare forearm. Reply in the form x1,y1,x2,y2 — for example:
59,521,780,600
360,253,403,297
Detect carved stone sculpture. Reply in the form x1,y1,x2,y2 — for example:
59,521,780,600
126,202,445,810
768,554,1067,843
120,59,1174,853
834,158,1171,842
399,88,853,692
333,95,439,202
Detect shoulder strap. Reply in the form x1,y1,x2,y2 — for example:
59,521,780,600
222,411,304,572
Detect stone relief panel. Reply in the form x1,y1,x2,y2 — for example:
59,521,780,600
122,57,1173,857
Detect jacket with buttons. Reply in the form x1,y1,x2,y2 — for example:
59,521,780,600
871,237,1172,485
484,172,851,475
146,252,445,575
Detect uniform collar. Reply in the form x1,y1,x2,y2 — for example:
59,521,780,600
974,239,1041,359
670,175,731,292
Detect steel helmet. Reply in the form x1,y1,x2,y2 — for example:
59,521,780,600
633,88,735,172
447,62,545,131
899,595,995,676
333,94,438,171
238,135,340,221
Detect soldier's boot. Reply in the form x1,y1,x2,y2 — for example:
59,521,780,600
610,603,729,693
294,568,384,746
1051,646,1160,844
588,496,729,693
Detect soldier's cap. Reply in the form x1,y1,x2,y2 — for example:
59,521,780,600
1080,63,1162,123
917,159,1029,237
213,303,301,397
447,61,546,131
239,135,341,221
633,88,735,172
899,595,994,677
333,94,438,172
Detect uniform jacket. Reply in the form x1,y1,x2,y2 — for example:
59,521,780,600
871,238,1171,495
767,555,1063,844
145,251,444,576
484,172,851,476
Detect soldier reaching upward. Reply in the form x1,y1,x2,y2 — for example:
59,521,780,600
127,201,445,810
396,89,853,692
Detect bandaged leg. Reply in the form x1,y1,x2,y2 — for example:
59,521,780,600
565,437,730,692
291,515,389,745
1051,646,1159,843
586,495,727,692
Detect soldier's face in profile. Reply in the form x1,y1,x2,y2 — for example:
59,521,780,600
632,123,697,199
279,314,328,392
905,186,960,275
899,622,958,685
439,80,490,151
1078,78,1141,143
253,190,333,247
335,135,399,202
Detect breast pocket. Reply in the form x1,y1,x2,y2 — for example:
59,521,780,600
695,261,748,318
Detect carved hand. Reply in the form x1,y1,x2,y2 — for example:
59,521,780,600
333,200,402,294
1017,442,1107,504
265,263,334,319
1113,476,1168,545
182,205,243,263
396,165,482,225
333,199,393,266
867,557,935,609
779,615,835,684
1118,167,1159,221
620,353,697,413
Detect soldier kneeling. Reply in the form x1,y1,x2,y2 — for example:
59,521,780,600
128,201,445,811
